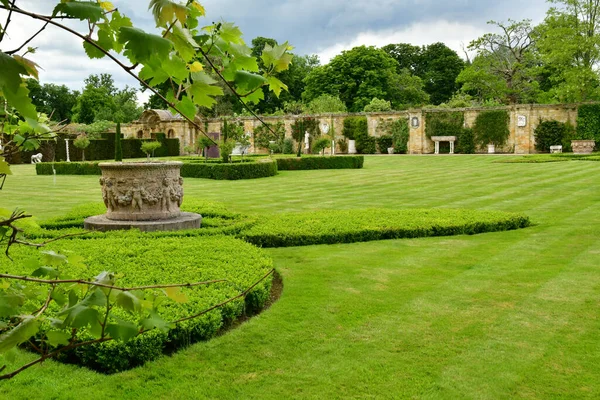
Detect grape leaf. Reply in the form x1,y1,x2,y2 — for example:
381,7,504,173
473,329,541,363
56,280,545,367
150,0,188,27
13,56,40,80
164,287,188,303
141,311,173,333
119,27,172,64
115,291,142,313
60,305,100,329
2,83,38,120
267,76,288,97
218,22,244,45
46,331,71,347
42,250,67,266
0,316,40,354
234,70,268,92
261,42,294,73
53,1,104,23
0,52,27,93
31,266,60,279
0,157,11,175
190,1,205,15
162,55,189,82
189,61,203,72
83,40,106,59
106,320,138,342
174,95,197,121
188,79,223,108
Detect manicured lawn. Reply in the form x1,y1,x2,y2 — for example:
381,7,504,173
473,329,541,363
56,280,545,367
2,155,600,399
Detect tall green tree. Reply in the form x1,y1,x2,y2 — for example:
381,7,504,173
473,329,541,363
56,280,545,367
419,43,465,105
457,19,539,104
303,46,428,112
535,0,600,102
26,79,79,122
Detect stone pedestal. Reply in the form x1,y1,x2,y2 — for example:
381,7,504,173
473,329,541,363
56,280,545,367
84,161,201,232
571,140,595,154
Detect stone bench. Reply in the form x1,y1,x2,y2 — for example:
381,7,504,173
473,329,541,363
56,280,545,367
431,136,457,154
550,145,562,154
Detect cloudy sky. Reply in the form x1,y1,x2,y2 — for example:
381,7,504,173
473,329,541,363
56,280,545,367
1,0,551,104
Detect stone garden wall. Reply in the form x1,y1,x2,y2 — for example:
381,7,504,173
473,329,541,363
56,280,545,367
123,104,582,155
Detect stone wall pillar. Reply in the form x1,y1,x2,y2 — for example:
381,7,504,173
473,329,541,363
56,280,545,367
513,105,534,154
408,110,425,154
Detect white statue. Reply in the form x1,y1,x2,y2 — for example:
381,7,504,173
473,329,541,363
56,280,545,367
304,131,310,151
31,153,43,163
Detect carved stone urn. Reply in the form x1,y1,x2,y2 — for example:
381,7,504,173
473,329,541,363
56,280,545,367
84,161,201,232
571,140,596,154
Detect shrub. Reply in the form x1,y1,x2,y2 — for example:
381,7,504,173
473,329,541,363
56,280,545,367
534,120,575,152
376,135,393,153
355,131,377,154
337,138,349,153
180,159,278,180
377,118,409,154
219,140,235,163
282,138,295,154
312,137,331,154
455,128,475,154
364,98,392,113
141,141,162,158
576,104,600,143
473,110,510,148
252,122,286,151
305,94,347,114
342,116,367,140
276,156,364,170
1,235,273,373
36,162,102,175
239,209,531,248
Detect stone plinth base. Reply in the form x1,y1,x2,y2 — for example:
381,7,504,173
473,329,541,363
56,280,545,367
84,212,202,232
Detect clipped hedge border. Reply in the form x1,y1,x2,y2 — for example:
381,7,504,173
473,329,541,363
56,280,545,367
180,159,277,180
238,208,531,248
276,156,364,170
2,236,272,373
36,160,278,180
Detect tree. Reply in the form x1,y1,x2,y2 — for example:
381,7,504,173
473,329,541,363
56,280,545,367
303,46,428,111
458,19,539,104
73,133,90,161
364,98,392,112
305,94,347,114
419,43,465,105
26,79,78,122
382,43,422,75
535,0,600,102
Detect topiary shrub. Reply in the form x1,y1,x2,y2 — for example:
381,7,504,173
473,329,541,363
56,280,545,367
534,120,575,152
36,162,102,175
473,110,510,148
180,159,278,180
276,156,364,170
355,131,377,154
312,137,331,154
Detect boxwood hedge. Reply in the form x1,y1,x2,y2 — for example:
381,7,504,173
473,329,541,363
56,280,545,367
238,208,531,247
37,160,278,180
276,156,364,170
1,236,273,373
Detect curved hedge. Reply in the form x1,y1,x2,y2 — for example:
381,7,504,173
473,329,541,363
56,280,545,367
1,236,273,373
239,208,531,247
276,156,364,170
180,159,277,180
36,159,278,180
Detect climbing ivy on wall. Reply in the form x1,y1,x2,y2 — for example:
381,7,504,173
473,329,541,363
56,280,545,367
473,110,510,148
425,112,464,138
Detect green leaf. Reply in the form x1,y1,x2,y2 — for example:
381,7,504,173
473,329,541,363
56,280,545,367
0,0,9,8
164,287,188,303
162,55,189,82
106,320,138,342
2,82,38,120
267,76,288,97
0,316,40,354
60,305,100,329
261,42,293,73
93,271,114,286
0,52,22,92
139,63,170,87
235,71,268,92
218,22,244,45
119,27,172,64
115,291,142,313
188,75,224,108
31,266,60,279
169,24,198,62
174,95,196,121
46,331,71,347
53,1,104,23
149,0,188,27
141,311,174,333
83,40,107,59
0,157,11,175
51,289,68,306
13,56,40,80
42,250,67,266
0,293,25,317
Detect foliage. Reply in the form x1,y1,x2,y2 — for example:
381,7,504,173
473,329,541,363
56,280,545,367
337,138,348,153
342,116,368,141
534,119,576,152
219,140,235,163
180,159,278,180
115,122,123,162
425,112,465,138
356,131,377,154
312,137,331,154
73,134,91,161
0,235,273,373
239,208,531,248
377,118,409,154
576,103,600,141
383,42,465,105
276,155,364,171
376,135,393,153
459,19,538,104
140,141,162,158
290,117,320,148
473,110,510,147
303,46,428,112
36,162,101,176
26,79,79,123
455,128,476,154
252,121,286,151
305,94,347,114
282,138,295,154
364,98,392,113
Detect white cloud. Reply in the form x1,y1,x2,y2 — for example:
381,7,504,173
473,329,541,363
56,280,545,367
316,20,486,64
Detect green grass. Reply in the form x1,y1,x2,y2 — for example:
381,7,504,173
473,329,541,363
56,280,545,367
2,155,600,399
